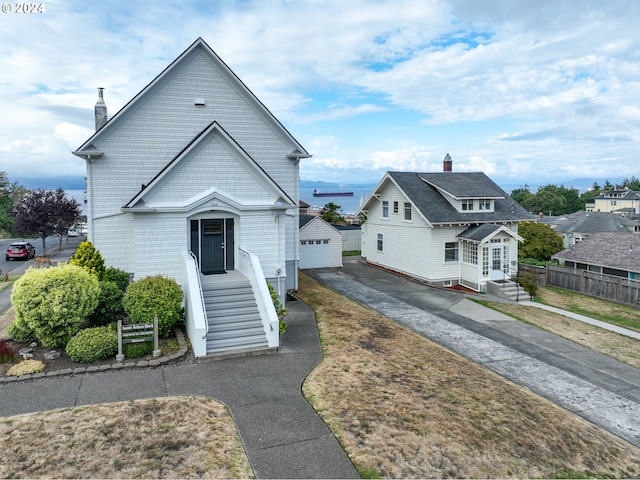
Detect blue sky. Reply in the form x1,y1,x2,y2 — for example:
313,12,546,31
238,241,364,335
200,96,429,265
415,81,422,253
1,0,639,191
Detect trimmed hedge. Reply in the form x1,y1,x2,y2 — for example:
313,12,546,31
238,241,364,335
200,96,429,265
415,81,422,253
123,276,183,338
11,264,100,348
66,326,117,363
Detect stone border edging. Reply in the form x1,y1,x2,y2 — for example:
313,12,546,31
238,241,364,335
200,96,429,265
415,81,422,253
0,328,189,383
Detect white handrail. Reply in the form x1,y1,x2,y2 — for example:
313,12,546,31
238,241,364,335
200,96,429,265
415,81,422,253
188,250,209,339
238,247,280,348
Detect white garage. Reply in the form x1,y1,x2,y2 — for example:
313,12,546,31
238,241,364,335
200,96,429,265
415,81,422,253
299,215,343,269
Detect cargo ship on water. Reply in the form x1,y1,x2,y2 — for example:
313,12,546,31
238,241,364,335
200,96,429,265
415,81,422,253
312,189,354,198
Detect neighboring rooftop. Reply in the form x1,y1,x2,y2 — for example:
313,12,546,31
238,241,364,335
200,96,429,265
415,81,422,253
553,231,640,272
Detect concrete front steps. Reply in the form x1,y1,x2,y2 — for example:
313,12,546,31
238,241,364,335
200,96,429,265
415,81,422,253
201,272,272,356
486,280,530,302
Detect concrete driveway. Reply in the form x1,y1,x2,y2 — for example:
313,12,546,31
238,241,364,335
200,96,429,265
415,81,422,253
305,257,640,449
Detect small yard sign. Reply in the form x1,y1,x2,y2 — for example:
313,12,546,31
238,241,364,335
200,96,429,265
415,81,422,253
116,317,161,361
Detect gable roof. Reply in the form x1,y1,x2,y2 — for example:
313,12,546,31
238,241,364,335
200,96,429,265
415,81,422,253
457,223,523,243
551,211,636,234
123,121,295,211
419,172,506,199
553,231,640,272
361,171,533,225
299,214,342,234
73,37,309,159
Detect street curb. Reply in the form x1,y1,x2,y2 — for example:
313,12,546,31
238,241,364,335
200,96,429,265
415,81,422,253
0,328,189,383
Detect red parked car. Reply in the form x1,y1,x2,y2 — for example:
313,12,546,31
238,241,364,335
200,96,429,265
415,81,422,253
6,242,36,261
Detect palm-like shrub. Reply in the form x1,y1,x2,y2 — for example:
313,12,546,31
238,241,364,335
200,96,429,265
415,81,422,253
69,240,106,279
123,276,183,338
11,264,100,348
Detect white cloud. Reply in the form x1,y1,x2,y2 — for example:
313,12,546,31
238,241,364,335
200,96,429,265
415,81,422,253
0,0,638,189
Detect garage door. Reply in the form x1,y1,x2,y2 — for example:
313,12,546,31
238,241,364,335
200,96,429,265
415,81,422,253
300,239,331,269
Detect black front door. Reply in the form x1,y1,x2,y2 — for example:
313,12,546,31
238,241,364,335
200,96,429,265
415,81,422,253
201,219,225,274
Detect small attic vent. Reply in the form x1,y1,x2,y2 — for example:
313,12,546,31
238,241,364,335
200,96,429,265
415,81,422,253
194,98,205,106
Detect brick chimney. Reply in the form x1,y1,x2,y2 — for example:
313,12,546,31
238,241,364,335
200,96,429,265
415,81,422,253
443,153,452,172
95,87,108,131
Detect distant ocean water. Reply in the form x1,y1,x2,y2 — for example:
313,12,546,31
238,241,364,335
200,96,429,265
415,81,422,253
66,188,372,218
300,186,373,215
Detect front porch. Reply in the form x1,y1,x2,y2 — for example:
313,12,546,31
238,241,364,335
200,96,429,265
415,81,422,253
181,249,281,358
201,271,276,357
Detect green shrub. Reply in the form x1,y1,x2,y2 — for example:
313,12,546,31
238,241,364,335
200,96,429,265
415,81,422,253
11,264,100,348
268,282,288,334
7,315,37,343
103,267,130,293
123,276,183,338
69,240,106,280
66,326,117,363
87,281,125,327
516,270,540,298
124,341,153,358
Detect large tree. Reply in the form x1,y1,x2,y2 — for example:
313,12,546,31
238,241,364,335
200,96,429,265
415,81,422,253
518,221,564,263
0,171,27,235
321,202,345,224
11,188,81,254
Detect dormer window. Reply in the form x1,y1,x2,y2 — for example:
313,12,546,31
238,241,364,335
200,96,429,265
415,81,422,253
462,199,474,211
478,199,491,210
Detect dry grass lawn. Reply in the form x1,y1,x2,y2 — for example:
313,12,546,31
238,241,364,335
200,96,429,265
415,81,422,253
0,396,253,479
298,273,640,478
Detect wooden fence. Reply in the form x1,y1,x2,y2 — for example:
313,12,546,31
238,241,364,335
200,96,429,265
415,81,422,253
518,264,640,307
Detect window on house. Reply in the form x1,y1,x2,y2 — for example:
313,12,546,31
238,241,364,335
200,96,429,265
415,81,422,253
478,199,491,210
404,202,412,220
482,247,489,276
445,242,459,262
393,201,399,213
462,199,474,211
382,201,389,218
377,233,383,252
463,242,478,264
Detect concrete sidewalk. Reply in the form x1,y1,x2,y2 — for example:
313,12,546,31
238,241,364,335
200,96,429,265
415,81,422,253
0,299,359,479
306,258,640,449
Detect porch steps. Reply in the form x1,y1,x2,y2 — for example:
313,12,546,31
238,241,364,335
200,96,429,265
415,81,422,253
202,276,269,354
486,280,530,302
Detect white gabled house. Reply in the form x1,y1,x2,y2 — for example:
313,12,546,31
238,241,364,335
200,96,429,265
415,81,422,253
359,156,533,293
73,38,310,358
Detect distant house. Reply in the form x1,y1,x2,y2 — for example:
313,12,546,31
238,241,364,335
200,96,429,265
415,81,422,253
358,156,533,292
553,232,640,279
299,214,343,269
546,211,639,248
589,189,640,214
73,38,311,357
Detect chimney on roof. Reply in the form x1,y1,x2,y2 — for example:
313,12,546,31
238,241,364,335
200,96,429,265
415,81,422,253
443,153,452,172
95,87,108,131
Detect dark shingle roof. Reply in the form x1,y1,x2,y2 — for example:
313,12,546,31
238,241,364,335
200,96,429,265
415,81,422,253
299,214,316,228
553,232,640,272
458,224,503,241
387,172,533,224
552,211,635,234
419,172,506,198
